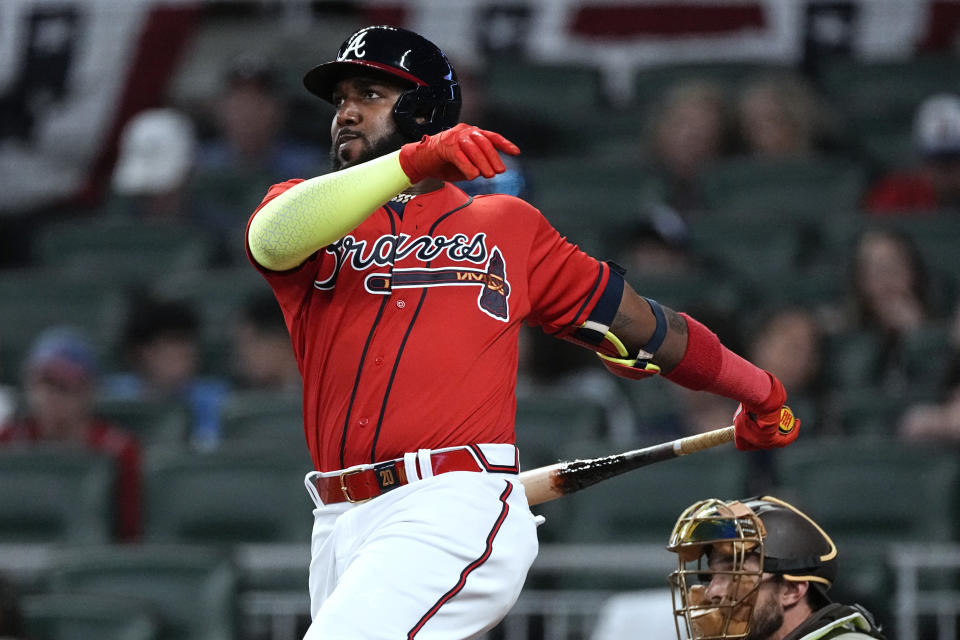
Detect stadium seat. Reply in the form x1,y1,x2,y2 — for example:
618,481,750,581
818,55,960,146
686,214,804,287
774,437,959,544
514,394,608,472
151,267,273,376
631,62,793,113
151,267,270,334
47,544,237,640
0,445,116,543
217,390,304,449
822,330,883,390
773,437,960,613
523,154,660,252
23,593,159,640
485,57,604,127
0,268,123,385
873,214,960,286
35,219,215,287
143,445,313,545
827,386,905,438
93,397,191,447
626,270,744,316
699,156,867,222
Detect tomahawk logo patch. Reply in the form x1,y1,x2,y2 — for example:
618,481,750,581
365,248,510,321
315,233,511,321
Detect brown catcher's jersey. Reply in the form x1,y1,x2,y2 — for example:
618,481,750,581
247,181,614,471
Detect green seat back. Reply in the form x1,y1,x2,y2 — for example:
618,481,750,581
93,398,191,447
0,445,116,543
48,545,237,640
143,446,313,545
217,390,304,449
23,593,159,640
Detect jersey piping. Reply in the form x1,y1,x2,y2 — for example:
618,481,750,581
406,480,513,638
543,264,605,336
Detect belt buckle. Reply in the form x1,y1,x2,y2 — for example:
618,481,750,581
338,468,370,504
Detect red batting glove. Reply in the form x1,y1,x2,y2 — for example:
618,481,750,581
732,373,800,450
398,123,521,184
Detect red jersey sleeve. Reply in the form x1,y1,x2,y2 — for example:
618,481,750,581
524,210,610,333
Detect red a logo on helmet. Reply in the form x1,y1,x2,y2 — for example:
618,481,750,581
340,32,367,60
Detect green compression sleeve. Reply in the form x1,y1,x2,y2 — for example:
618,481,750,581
248,149,412,271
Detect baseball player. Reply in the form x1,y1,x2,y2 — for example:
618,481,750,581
245,25,800,640
667,496,887,640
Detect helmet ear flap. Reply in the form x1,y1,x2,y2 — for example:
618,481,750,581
393,84,461,139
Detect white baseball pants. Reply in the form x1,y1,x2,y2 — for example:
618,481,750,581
302,445,539,640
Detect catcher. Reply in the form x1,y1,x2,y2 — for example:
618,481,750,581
666,495,887,640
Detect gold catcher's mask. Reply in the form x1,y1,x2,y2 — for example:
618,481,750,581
666,496,838,640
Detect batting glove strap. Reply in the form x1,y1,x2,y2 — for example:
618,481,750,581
596,351,661,380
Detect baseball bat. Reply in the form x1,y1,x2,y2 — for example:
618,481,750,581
520,425,735,506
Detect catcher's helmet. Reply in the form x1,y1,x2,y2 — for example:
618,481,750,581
666,496,838,640
303,25,461,140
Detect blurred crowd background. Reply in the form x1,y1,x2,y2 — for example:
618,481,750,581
1,1,960,640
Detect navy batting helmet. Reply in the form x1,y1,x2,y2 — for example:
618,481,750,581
303,25,461,140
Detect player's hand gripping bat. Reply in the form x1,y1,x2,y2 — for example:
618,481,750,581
520,425,735,506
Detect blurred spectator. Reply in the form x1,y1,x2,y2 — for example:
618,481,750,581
232,291,300,394
865,93,960,214
898,300,960,443
454,61,530,197
0,572,25,639
455,153,527,198
848,227,933,336
456,59,565,158
103,296,230,450
607,205,697,278
199,53,325,178
0,345,15,426
646,79,731,213
746,307,825,433
735,74,835,158
194,53,326,238
0,327,142,541
109,108,198,222
823,227,941,397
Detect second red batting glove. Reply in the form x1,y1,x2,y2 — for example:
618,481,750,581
732,373,800,450
399,123,520,183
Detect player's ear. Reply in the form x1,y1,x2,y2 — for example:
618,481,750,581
779,579,808,607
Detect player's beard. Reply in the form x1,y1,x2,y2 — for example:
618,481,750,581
331,128,409,172
744,596,784,640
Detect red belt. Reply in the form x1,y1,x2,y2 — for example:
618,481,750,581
313,448,484,504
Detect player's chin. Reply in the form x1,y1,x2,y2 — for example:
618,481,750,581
331,143,367,171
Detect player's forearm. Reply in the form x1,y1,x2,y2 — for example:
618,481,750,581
248,150,412,270
610,285,774,408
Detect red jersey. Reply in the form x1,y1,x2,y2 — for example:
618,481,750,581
0,418,142,541
247,182,612,471
864,171,940,214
